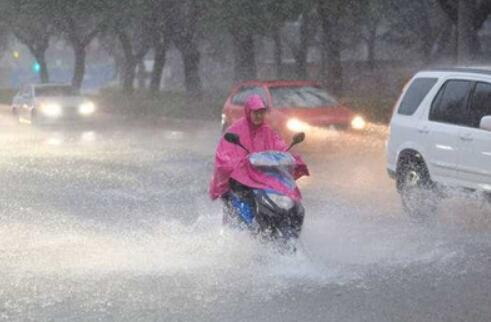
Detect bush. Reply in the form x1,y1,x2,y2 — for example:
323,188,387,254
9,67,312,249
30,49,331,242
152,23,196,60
0,88,16,105
93,88,227,121
93,87,398,124
339,95,396,124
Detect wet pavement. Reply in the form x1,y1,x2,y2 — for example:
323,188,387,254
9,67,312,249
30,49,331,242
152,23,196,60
1,107,490,321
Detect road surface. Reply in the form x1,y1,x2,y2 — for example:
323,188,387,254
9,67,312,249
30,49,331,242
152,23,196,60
1,106,490,321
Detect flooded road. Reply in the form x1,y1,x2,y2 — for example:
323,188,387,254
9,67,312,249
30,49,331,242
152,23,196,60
1,109,490,321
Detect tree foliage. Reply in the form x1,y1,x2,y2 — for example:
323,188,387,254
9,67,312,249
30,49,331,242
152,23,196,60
46,0,112,89
1,0,491,93
1,0,53,82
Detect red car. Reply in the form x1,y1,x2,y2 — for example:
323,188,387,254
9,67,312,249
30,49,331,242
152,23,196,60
221,80,366,136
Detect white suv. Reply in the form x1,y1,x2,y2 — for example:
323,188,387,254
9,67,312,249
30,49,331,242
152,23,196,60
387,68,491,219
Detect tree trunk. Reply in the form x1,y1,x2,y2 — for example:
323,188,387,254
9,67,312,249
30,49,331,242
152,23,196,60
452,24,459,63
118,31,137,95
295,49,308,80
295,12,311,79
32,49,49,83
431,18,453,61
150,43,167,94
366,26,377,70
72,45,86,91
137,60,146,89
180,43,202,97
120,57,136,94
13,31,50,84
122,60,136,94
319,9,343,95
457,0,475,63
112,53,123,81
231,29,256,82
367,40,376,70
166,0,201,96
272,27,283,79
421,31,434,64
327,41,343,95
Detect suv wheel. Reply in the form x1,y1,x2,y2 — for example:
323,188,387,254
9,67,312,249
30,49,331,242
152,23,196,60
397,160,438,221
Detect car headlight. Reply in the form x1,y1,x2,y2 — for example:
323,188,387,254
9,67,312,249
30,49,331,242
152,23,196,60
287,118,309,132
351,115,366,130
40,103,62,117
79,102,96,115
266,192,294,210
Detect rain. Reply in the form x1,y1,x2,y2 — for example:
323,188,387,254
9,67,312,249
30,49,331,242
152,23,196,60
0,1,491,321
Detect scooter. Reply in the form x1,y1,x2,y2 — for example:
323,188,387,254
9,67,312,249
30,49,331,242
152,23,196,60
222,132,307,250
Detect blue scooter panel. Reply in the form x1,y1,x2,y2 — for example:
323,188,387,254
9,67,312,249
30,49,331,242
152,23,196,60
229,192,255,225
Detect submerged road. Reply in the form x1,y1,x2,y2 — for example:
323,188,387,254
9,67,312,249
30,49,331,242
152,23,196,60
0,107,490,322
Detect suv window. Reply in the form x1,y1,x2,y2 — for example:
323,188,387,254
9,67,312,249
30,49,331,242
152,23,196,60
429,80,473,125
398,78,437,115
469,82,491,128
232,86,267,106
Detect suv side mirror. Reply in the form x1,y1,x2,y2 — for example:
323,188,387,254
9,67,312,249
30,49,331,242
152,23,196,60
480,116,491,131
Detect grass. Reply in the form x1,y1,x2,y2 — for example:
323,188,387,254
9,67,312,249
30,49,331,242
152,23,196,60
93,88,227,121
0,85,396,124
339,95,396,124
0,88,16,105
94,88,396,124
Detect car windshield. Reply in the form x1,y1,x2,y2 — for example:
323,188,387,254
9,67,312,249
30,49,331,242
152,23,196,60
35,86,78,97
270,86,338,108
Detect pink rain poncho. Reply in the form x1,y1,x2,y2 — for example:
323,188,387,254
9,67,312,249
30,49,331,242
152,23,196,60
209,94,309,200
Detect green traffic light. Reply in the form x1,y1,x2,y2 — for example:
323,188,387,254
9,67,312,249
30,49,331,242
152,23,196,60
33,62,41,73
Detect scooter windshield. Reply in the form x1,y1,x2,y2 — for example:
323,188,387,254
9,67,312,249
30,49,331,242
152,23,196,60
248,151,296,190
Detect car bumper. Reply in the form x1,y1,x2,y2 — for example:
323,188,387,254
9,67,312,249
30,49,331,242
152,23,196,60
38,109,95,122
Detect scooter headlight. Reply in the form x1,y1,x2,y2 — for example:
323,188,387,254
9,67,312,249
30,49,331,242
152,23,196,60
266,192,294,210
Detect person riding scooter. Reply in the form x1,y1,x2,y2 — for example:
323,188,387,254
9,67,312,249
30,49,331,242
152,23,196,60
209,95,309,233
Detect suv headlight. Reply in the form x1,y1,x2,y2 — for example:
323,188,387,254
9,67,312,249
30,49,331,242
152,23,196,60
266,192,294,210
79,102,96,115
40,103,62,117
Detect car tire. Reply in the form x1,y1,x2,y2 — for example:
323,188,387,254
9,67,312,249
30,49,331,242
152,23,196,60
483,192,491,205
397,159,439,222
30,109,38,125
